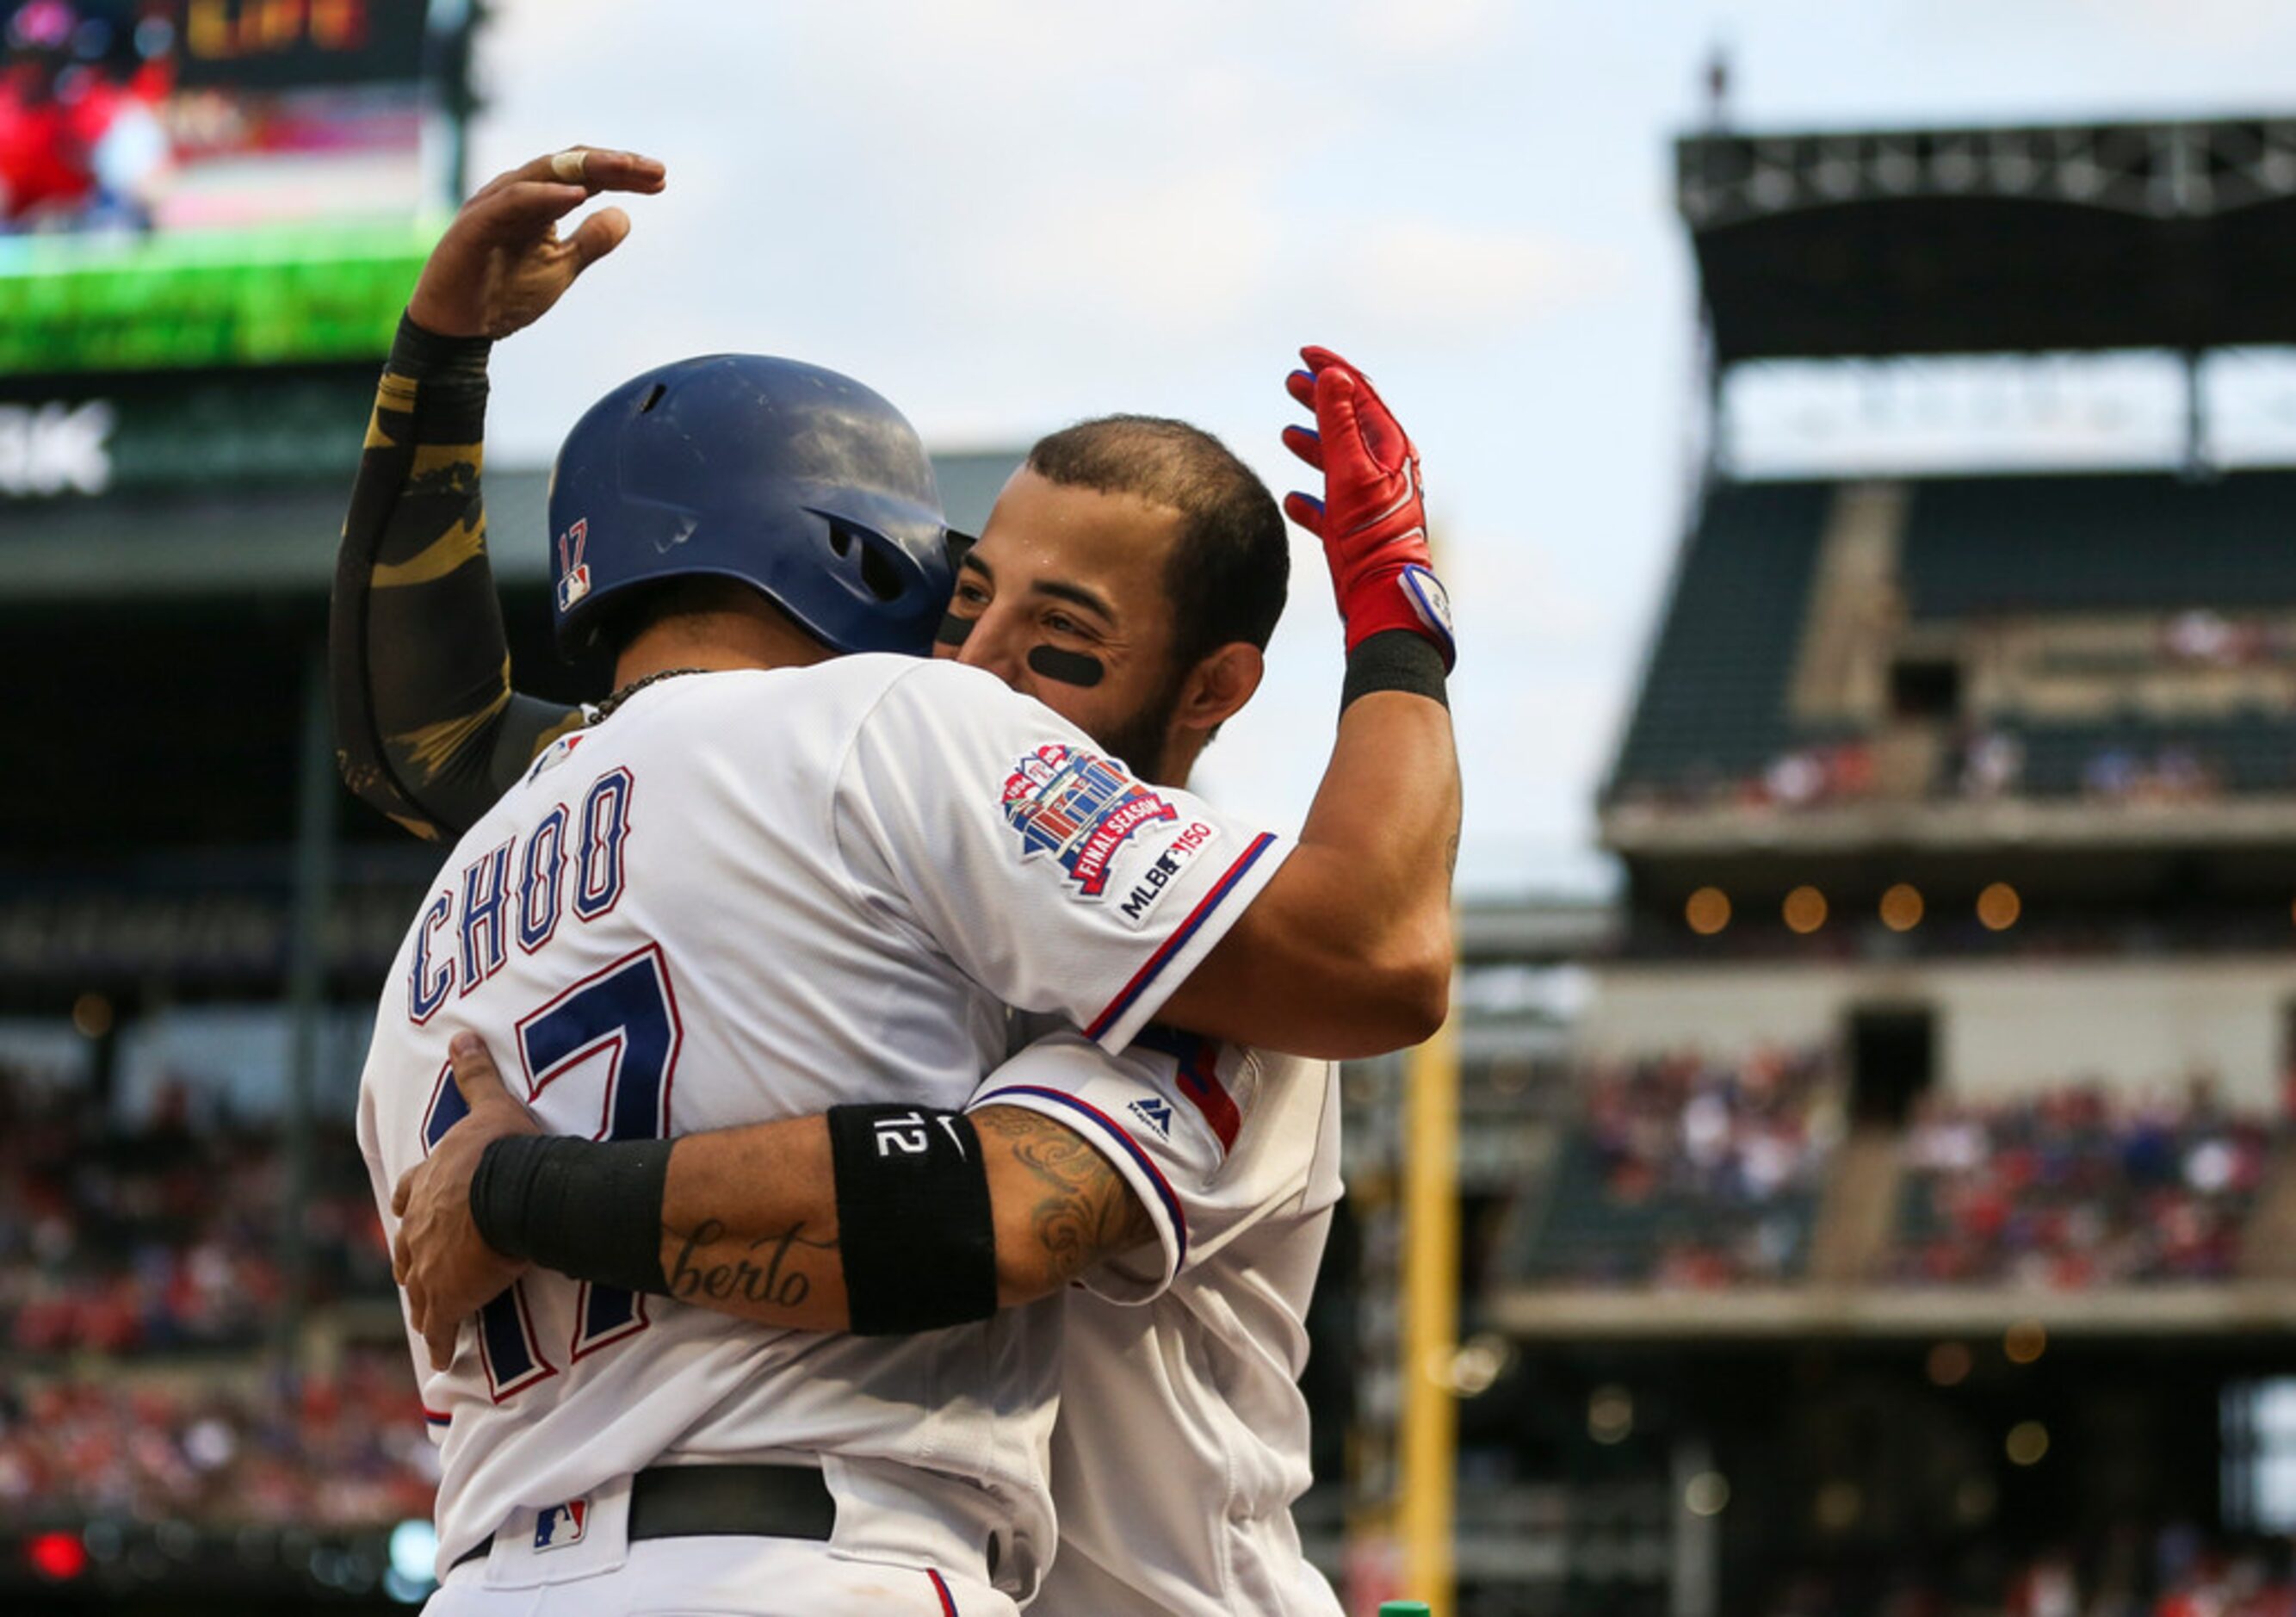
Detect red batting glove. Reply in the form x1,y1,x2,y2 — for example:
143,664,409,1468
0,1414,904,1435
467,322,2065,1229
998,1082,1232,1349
1280,345,1455,669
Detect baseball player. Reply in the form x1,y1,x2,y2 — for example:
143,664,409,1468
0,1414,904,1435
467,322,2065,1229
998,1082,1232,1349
335,151,1459,1614
388,363,1439,1613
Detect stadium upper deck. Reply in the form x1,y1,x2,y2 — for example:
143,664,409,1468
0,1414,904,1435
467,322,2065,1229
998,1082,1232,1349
1498,115,2296,1347
1607,115,2296,882
1608,467,2296,814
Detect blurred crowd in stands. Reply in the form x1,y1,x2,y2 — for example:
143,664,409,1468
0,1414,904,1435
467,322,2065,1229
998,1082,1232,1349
2074,745,2224,807
1526,1051,2288,1293
0,1056,432,1527
1764,1527,2296,1616
1622,726,2236,817
0,1348,435,1528
1892,1081,2274,1287
0,1063,391,1354
1572,1044,1841,1286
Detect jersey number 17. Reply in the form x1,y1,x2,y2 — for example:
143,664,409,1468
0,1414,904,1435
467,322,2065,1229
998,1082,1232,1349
420,944,681,1399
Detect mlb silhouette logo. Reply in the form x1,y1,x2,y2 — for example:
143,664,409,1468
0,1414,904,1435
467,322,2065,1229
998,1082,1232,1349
533,1498,589,1552
524,732,585,785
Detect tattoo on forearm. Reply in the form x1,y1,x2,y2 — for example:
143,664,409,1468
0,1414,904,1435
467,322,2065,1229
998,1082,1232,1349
665,1218,837,1313
972,1107,1154,1287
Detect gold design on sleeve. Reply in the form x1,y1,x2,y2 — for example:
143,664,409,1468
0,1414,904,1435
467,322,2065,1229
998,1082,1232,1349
364,375,419,448
371,514,488,589
387,811,442,842
392,681,512,783
411,442,484,480
532,709,591,757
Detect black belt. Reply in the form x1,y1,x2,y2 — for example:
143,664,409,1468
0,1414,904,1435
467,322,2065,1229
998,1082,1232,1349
453,1464,836,1571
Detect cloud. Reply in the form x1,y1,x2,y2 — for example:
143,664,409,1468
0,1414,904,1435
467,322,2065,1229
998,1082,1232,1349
1345,0,1509,60
943,196,1615,375
2037,0,2296,51
962,164,1287,336
1332,220,1621,343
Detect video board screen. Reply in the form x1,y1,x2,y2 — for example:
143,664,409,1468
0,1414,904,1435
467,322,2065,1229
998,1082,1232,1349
0,0,449,376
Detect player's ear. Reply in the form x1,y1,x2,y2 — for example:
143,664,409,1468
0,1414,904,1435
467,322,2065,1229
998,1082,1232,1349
1174,641,1263,736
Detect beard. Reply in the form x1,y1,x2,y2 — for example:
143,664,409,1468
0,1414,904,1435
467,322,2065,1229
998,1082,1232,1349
1092,661,1191,786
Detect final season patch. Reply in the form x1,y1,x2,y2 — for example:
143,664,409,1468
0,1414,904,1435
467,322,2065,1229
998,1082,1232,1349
1002,743,1176,897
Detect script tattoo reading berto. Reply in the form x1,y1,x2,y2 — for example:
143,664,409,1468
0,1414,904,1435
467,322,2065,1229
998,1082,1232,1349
971,1107,1154,1287
665,1219,839,1316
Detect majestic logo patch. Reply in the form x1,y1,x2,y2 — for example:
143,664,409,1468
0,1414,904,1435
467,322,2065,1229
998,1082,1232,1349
1129,1096,1174,1138
556,518,592,611
1002,744,1176,898
534,1498,589,1551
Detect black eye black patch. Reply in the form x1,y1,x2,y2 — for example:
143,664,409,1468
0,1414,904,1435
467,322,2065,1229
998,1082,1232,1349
935,612,975,647
1027,645,1105,687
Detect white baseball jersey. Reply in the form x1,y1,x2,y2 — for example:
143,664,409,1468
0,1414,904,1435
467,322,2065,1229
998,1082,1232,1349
971,1025,1346,1616
354,656,1292,1596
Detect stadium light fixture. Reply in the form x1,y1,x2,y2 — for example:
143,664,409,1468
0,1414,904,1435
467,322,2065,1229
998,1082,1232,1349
384,1521,436,1604
1587,1385,1635,1444
1447,1333,1513,1397
1783,886,1828,934
1814,1480,1863,1533
1686,887,1731,936
1977,883,2021,932
25,1531,88,1582
1926,1341,1973,1387
2006,1421,2051,1466
70,992,112,1039
1879,883,1925,932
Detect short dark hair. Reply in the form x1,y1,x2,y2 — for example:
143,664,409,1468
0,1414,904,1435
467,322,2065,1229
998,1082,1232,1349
596,573,810,660
1025,415,1288,672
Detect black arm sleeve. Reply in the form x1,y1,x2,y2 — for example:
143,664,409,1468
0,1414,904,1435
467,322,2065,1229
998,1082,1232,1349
328,313,587,841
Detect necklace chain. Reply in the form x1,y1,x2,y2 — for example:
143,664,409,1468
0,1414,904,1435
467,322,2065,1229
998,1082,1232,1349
589,666,711,724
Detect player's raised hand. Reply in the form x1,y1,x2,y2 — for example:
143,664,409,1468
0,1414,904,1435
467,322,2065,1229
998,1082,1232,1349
391,1031,542,1371
1281,345,1455,670
406,146,667,341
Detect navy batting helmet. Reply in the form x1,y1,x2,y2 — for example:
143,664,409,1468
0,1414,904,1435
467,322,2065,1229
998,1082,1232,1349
545,355,956,658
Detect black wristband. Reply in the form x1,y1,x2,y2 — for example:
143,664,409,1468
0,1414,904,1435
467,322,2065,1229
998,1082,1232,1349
470,1134,673,1295
1343,629,1450,710
391,310,493,380
827,1106,996,1336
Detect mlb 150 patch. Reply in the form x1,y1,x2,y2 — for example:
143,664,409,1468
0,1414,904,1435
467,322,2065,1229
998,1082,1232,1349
1002,743,1177,897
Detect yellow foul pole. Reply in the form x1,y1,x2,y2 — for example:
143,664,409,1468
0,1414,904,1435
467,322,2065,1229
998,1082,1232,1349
1397,997,1459,1611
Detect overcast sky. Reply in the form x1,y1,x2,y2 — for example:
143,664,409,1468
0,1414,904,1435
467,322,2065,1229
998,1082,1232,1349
463,0,2296,896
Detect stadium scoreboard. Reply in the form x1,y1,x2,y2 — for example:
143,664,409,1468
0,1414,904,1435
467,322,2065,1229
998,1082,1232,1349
0,0,467,496
173,0,431,89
